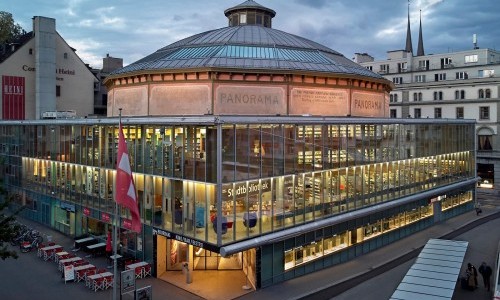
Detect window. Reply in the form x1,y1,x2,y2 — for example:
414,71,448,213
433,91,443,100
380,64,389,73
398,62,407,72
434,107,442,118
413,92,422,101
392,77,403,84
441,57,453,68
415,75,426,82
414,108,421,118
456,72,468,79
56,85,61,97
456,107,464,119
479,89,485,99
390,94,398,102
478,135,493,150
366,66,373,71
478,69,494,77
486,89,491,98
63,52,68,59
434,73,446,81
479,106,490,120
465,54,478,63
390,109,397,118
29,48,33,55
239,13,247,24
418,60,429,70
455,90,465,99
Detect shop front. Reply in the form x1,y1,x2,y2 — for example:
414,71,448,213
153,227,253,289
54,201,75,235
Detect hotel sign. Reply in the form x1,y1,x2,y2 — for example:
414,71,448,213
2,75,25,119
152,227,219,252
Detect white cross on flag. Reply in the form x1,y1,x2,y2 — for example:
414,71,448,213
116,122,141,233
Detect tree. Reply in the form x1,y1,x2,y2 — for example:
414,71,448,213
0,157,25,260
0,197,22,260
0,11,25,44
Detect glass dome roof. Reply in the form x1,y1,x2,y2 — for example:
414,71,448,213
111,1,382,79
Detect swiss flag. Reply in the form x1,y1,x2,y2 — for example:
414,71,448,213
116,122,141,233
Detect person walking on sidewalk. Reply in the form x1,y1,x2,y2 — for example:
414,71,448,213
478,262,492,291
466,263,478,289
474,202,482,216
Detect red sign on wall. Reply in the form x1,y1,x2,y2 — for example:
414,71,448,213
101,212,111,223
83,207,90,216
2,76,25,119
122,219,132,230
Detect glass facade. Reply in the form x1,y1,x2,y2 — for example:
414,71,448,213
0,117,476,285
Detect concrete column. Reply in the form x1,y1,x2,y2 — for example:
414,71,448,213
34,16,56,119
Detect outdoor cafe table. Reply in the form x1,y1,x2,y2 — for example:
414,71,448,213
74,237,96,250
58,257,82,271
85,242,106,257
39,245,63,261
86,271,113,290
74,264,95,282
107,254,122,268
126,261,149,278
54,251,69,263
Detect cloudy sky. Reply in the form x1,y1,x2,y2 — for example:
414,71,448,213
4,0,500,68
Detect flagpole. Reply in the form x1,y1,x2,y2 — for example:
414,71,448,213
112,109,122,300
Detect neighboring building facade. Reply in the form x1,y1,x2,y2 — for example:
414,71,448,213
0,1,477,296
90,54,123,116
356,9,500,191
0,16,96,120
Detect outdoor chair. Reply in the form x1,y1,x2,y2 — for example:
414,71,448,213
212,216,228,235
243,212,257,231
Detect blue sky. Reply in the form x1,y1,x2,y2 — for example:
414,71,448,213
4,0,500,68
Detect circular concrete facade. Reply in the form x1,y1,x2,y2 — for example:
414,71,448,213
105,0,392,118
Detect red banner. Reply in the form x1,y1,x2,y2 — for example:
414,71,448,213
2,76,25,119
116,121,142,233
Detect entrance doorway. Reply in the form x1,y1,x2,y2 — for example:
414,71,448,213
155,236,242,275
193,247,242,270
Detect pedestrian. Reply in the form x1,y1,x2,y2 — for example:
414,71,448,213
474,202,482,215
478,262,492,291
466,263,478,289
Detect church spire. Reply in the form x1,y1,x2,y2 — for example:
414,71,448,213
416,10,425,56
405,0,413,54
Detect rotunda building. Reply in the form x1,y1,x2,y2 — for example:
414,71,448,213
106,0,392,118
90,1,474,297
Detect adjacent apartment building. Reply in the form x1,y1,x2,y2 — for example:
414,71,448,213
0,16,97,120
356,10,500,191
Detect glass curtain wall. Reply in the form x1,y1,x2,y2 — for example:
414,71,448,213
3,121,475,248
